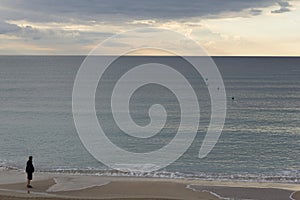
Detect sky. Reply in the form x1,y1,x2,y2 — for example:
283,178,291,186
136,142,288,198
0,0,299,56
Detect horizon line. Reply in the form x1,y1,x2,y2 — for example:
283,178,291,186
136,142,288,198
0,55,299,58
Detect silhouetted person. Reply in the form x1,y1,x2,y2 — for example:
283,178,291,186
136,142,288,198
26,156,34,188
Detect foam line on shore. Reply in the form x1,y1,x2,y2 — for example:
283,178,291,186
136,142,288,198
186,184,227,200
202,190,234,200
186,183,299,200
290,191,297,200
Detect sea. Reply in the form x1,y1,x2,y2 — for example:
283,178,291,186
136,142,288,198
0,56,299,183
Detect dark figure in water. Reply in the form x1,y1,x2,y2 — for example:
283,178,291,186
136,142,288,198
232,97,235,101
26,156,34,188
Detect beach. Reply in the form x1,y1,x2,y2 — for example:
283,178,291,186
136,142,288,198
0,170,299,200
1,0,300,197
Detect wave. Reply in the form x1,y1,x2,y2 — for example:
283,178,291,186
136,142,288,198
0,159,20,171
37,168,300,184
1,160,298,184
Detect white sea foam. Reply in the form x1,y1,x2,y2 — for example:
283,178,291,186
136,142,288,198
39,167,300,184
202,190,234,200
1,159,299,184
290,191,297,200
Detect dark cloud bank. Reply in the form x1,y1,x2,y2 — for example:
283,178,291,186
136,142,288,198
0,0,293,42
0,0,292,22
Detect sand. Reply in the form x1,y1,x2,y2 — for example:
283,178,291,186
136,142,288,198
0,170,299,200
0,178,217,200
292,192,300,200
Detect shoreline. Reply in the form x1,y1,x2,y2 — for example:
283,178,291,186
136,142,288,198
0,170,299,200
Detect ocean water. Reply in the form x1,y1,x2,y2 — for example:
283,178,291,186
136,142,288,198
0,56,299,183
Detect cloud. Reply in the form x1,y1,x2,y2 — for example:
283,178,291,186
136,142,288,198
271,7,290,13
271,1,292,13
0,0,291,41
0,0,289,23
0,21,20,34
0,0,297,55
249,9,263,16
129,20,156,25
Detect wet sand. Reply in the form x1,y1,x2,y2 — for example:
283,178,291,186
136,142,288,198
0,170,299,200
0,178,218,200
292,192,300,200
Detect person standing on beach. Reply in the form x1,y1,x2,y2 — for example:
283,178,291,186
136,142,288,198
26,156,34,188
